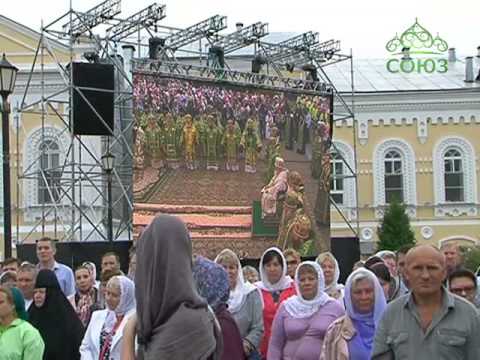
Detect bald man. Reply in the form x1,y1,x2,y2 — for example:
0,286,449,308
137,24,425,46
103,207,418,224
372,245,480,360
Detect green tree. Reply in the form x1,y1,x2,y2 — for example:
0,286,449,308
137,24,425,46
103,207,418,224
377,199,416,251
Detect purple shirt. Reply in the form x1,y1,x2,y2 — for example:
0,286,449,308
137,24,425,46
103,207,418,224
267,299,345,360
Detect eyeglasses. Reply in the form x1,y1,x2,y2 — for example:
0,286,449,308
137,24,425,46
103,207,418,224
450,286,476,295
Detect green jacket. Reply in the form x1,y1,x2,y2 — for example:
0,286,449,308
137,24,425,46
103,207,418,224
0,319,45,360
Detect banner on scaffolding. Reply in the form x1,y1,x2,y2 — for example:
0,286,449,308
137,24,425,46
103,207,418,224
131,72,333,257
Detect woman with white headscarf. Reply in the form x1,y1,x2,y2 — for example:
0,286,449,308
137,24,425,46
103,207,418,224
267,261,345,360
316,252,345,301
215,249,264,358
80,275,136,360
255,247,296,358
320,268,387,360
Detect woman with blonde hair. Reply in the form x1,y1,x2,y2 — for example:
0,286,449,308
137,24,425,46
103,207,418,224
215,249,264,358
80,275,136,359
316,252,344,301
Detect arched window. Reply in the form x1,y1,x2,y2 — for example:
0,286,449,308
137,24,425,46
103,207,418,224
433,137,477,216
443,148,464,202
384,150,403,203
330,151,344,205
373,139,416,217
330,141,357,219
38,140,61,204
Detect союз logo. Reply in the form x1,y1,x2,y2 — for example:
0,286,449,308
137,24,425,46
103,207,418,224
386,18,449,74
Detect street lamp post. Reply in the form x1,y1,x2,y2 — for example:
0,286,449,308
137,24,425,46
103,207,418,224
101,152,115,243
0,54,18,258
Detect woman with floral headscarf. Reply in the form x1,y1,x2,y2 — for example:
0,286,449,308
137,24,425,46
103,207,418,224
267,261,344,360
74,265,100,327
80,275,136,360
320,268,387,360
316,252,345,301
193,255,244,360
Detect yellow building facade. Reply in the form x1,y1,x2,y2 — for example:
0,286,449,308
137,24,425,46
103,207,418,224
330,88,480,252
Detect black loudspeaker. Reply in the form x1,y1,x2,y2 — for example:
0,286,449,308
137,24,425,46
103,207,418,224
331,236,360,284
72,62,114,136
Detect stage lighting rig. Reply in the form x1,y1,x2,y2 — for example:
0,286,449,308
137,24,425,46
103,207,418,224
107,3,166,42
64,0,121,37
165,15,227,52
213,22,269,54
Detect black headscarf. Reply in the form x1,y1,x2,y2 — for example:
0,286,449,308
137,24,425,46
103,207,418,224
28,269,84,360
135,214,220,360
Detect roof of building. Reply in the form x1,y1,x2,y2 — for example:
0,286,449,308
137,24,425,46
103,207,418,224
177,31,480,93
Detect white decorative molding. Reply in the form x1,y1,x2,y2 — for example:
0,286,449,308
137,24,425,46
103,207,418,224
432,136,478,217
421,226,434,239
23,126,71,221
361,227,374,241
331,140,358,220
358,118,369,145
417,117,428,144
373,138,417,218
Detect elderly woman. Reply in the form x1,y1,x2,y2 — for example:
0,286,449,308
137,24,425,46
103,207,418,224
28,269,85,360
267,261,344,360
255,247,296,358
316,252,344,301
0,286,44,360
74,265,100,327
134,215,221,360
215,249,264,358
194,255,245,360
320,268,387,360
243,266,259,284
80,275,136,359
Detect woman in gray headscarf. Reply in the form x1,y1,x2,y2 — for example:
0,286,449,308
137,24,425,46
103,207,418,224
134,214,221,360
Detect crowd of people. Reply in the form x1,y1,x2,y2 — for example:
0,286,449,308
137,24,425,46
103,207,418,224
133,76,330,138
1,216,480,359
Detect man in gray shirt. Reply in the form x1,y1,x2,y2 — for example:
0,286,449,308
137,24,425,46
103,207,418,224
372,244,480,360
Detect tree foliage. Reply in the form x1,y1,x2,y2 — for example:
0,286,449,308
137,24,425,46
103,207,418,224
377,199,416,251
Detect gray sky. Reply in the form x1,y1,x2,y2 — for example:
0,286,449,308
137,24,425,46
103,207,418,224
3,0,479,58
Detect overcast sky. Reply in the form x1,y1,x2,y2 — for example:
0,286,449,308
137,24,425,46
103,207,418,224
3,0,479,58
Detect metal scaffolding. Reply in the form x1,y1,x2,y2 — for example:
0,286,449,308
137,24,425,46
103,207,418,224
16,0,358,245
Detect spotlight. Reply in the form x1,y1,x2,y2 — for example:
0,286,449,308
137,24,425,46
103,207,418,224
208,46,225,69
83,52,99,63
301,64,319,82
285,63,295,72
251,54,266,74
149,37,166,60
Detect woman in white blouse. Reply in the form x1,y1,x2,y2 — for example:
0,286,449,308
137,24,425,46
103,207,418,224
80,275,136,360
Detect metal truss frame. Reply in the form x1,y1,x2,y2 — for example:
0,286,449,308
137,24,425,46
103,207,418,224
14,0,359,247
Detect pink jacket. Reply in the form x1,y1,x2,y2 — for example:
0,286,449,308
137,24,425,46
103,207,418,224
319,315,355,360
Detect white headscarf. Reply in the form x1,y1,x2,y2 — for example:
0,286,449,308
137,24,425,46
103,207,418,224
284,261,331,318
104,275,136,333
255,247,293,292
316,252,345,295
214,249,257,314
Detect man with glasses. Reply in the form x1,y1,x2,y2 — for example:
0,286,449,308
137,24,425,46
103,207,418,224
448,268,478,307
